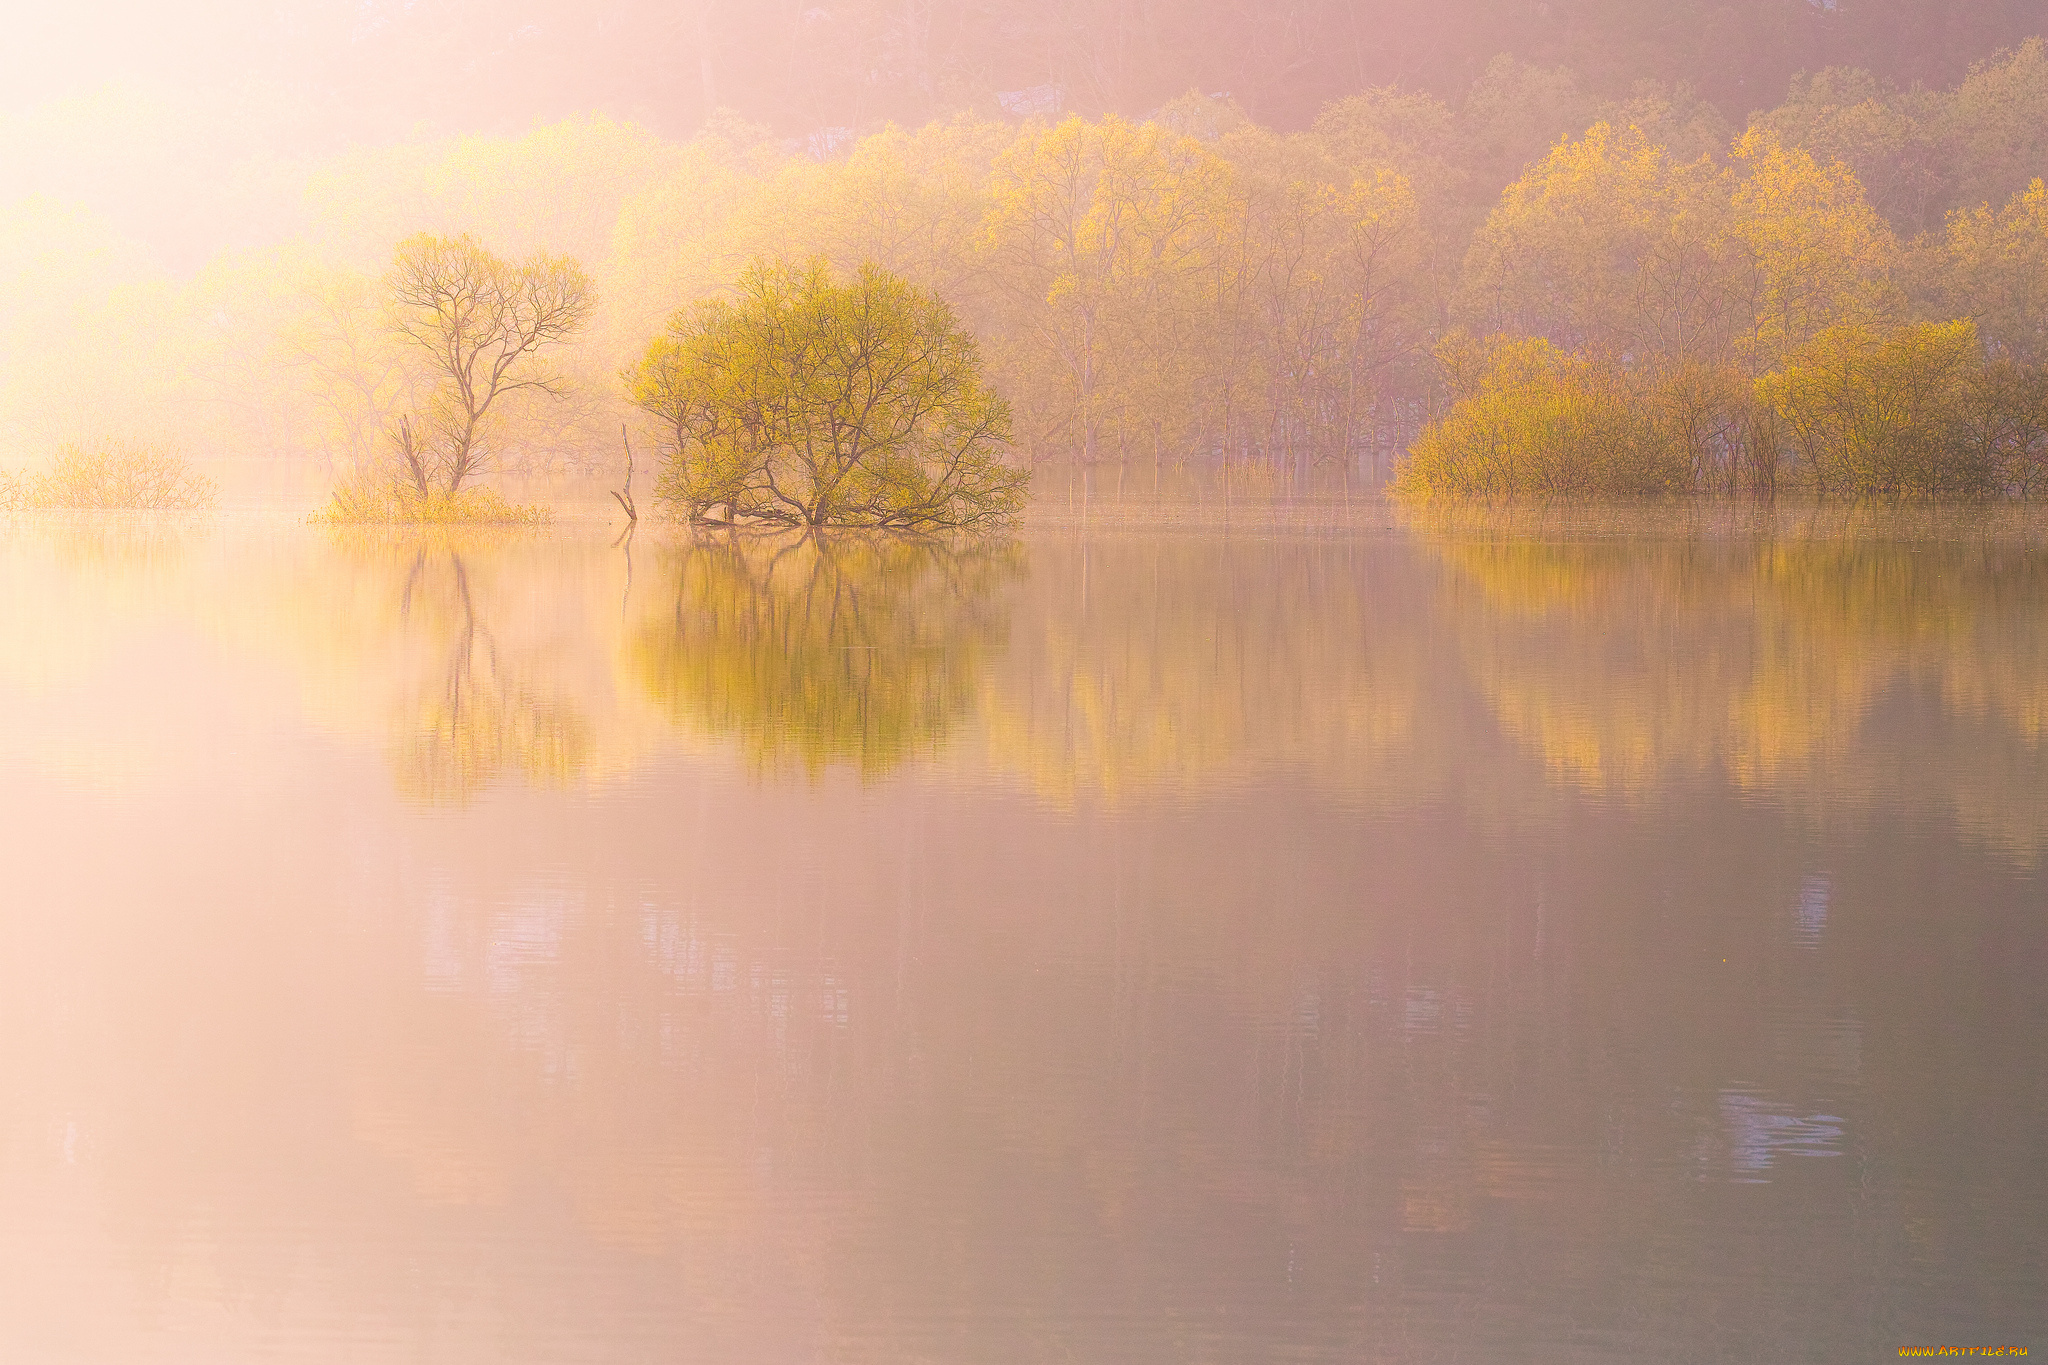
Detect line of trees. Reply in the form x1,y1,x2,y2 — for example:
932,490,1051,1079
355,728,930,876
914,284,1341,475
1400,99,2048,500
4,39,2046,502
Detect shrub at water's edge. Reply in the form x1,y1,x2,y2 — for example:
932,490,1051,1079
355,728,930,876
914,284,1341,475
311,471,552,525
1393,322,2048,504
1,440,218,511
1762,320,2048,499
1392,337,1686,502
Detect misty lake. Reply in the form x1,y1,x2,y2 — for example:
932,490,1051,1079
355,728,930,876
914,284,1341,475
0,505,2042,1363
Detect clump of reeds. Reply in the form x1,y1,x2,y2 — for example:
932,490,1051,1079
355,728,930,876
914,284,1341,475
312,470,551,525
1,439,217,510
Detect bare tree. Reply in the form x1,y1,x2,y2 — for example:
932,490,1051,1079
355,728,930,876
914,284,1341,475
613,422,639,522
387,233,593,493
392,412,433,497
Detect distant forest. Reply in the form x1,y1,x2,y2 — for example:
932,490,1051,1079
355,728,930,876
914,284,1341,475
2,5,2045,497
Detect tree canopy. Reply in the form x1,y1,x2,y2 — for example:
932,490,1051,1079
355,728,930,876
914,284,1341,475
629,261,1026,530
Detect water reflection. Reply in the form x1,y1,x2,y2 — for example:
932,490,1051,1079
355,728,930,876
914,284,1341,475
0,515,210,789
374,541,593,801
90,511,2047,842
1716,1092,1847,1182
978,536,1425,801
1426,520,2048,854
0,510,2042,1361
240,527,668,802
629,532,1019,774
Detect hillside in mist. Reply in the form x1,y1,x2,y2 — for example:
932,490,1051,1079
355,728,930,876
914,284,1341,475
2,1,2044,499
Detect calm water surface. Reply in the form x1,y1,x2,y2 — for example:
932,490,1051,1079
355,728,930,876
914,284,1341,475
0,507,2042,1363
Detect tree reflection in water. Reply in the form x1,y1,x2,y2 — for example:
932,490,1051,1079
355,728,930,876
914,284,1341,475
977,535,1430,802
4,512,2048,1360
330,532,593,803
629,531,1020,774
1413,506,2048,855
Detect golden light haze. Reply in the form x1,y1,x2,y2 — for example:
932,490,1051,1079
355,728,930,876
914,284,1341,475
4,9,2047,1360
5,7,2046,502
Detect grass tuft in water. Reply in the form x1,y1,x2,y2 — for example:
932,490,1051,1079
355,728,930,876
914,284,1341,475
312,473,551,525
1,439,217,510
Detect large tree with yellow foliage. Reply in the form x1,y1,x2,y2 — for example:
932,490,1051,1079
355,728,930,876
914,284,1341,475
630,260,1026,530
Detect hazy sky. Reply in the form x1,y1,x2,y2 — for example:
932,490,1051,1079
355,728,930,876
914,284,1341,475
1,3,452,267
4,0,2041,270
